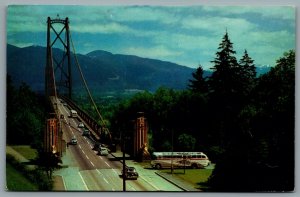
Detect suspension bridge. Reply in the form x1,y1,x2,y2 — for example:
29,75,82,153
43,16,148,160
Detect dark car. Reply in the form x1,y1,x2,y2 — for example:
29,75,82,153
93,142,102,150
121,166,139,180
82,128,90,136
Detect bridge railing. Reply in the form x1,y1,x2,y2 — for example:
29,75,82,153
60,96,102,141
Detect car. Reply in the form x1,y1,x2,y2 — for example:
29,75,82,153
121,166,139,180
82,128,90,136
93,142,102,150
78,122,84,128
70,136,77,145
98,147,109,156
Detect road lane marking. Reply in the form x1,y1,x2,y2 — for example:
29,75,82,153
140,176,160,191
85,154,89,160
79,145,82,149
90,161,95,167
104,161,110,167
78,172,89,191
103,177,109,184
113,169,118,175
96,169,115,190
61,175,67,190
127,183,136,191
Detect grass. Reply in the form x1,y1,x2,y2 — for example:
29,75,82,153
6,162,38,191
10,145,38,160
161,168,213,190
136,160,213,190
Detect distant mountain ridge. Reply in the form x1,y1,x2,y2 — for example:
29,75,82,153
7,44,196,93
7,44,272,94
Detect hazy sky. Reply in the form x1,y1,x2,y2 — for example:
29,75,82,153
7,5,295,69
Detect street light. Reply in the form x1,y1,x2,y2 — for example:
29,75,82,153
171,129,174,174
122,131,126,191
121,131,131,191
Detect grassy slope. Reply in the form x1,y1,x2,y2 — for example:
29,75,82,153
161,168,213,189
10,145,38,160
6,145,39,191
6,163,38,191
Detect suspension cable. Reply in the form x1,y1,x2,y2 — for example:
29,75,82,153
69,32,107,131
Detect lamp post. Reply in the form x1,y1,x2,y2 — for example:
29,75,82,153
122,131,126,191
171,129,174,174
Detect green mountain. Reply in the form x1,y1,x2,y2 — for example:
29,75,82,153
7,44,196,93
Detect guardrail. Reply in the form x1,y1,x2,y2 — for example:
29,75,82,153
60,96,102,141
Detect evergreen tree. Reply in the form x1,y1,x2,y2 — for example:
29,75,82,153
238,50,257,94
209,31,240,97
188,65,208,93
207,31,244,148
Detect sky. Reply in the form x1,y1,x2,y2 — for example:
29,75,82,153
7,5,295,69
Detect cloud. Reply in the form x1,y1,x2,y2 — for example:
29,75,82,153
107,6,179,24
202,6,295,20
71,22,132,34
181,16,257,35
120,45,183,60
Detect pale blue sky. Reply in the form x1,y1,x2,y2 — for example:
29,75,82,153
7,5,295,69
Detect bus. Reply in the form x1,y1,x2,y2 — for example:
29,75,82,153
70,109,78,118
151,152,211,169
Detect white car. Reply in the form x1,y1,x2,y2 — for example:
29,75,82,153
71,136,77,145
98,147,109,156
78,122,84,128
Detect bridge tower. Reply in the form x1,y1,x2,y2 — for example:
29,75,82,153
133,112,150,160
45,16,72,99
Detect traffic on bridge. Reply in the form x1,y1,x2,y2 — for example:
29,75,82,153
51,97,183,191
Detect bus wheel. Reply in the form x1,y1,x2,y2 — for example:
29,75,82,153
155,164,162,170
191,163,198,169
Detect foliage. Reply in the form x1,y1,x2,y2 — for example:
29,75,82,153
177,133,196,151
6,76,45,149
207,42,295,191
36,151,62,179
108,32,294,191
6,77,58,190
188,65,208,93
66,32,294,192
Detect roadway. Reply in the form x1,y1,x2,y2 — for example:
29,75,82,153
52,98,182,191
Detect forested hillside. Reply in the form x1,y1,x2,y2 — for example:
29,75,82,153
7,44,196,93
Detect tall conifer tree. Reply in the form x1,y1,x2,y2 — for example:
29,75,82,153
239,50,257,94
209,31,240,97
188,65,208,93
